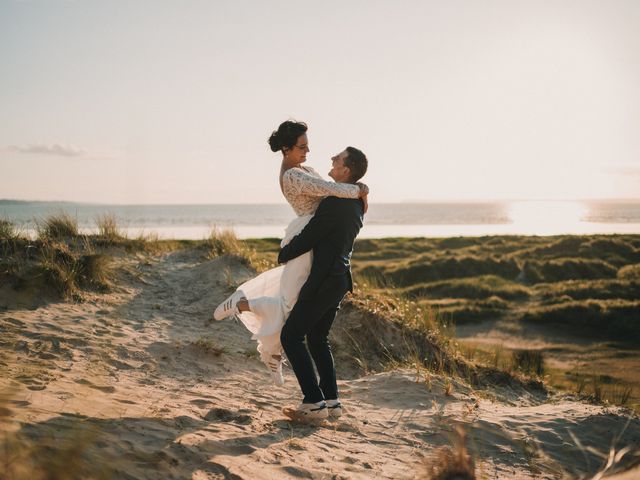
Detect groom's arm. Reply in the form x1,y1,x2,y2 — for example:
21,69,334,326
278,197,338,264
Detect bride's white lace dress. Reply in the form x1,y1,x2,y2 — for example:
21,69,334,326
235,166,361,365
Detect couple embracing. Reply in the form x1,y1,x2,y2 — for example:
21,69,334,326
213,120,369,422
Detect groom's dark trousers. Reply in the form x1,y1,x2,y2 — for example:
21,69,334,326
278,196,364,404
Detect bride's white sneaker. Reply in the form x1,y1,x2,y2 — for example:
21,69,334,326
213,290,245,321
266,355,285,386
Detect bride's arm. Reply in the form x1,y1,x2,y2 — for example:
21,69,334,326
284,168,367,199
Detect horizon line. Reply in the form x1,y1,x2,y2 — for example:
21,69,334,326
3,197,640,206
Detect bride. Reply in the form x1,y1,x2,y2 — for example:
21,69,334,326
213,120,368,385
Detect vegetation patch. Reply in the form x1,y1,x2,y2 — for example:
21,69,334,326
37,212,79,240
519,300,640,339
535,279,640,302
387,255,521,286
403,275,530,301
206,228,277,273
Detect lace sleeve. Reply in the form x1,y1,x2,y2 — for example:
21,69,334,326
284,168,361,199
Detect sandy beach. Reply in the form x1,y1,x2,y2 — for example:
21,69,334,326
2,243,639,479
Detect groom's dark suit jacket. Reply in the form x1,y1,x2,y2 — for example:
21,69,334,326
278,196,364,301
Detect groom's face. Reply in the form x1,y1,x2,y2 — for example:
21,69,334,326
329,150,351,183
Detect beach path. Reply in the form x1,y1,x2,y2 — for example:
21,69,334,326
1,248,639,479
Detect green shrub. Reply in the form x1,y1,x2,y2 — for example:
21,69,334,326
533,258,617,282
618,264,640,280
433,300,508,325
520,300,640,339
389,255,521,286
403,275,530,301
578,238,640,266
526,236,585,258
536,279,640,302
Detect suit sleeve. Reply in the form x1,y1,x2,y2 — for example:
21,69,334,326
278,198,336,264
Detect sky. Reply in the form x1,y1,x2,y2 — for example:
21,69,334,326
1,0,639,204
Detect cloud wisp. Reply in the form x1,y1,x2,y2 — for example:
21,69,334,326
4,143,87,158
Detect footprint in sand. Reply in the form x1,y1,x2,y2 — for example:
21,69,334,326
74,378,116,393
204,407,252,425
3,317,26,328
107,358,135,370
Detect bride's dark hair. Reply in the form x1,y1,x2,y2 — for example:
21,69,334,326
268,120,308,153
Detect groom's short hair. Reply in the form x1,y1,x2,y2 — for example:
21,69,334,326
345,147,368,183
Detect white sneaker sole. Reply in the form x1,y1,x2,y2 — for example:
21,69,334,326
327,405,343,418
282,405,328,424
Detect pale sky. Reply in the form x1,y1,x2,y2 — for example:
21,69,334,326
1,0,639,204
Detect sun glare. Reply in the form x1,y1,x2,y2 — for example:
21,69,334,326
508,201,588,235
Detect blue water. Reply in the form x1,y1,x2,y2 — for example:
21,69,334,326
2,200,640,239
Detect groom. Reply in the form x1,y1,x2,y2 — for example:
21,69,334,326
278,146,368,421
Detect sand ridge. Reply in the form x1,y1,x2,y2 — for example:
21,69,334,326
1,248,639,479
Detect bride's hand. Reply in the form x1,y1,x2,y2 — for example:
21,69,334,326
361,192,368,214
357,182,369,197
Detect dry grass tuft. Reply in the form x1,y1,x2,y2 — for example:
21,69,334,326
38,241,81,298
512,349,545,377
0,218,16,239
422,426,476,479
206,227,276,273
78,253,112,291
444,378,454,396
95,212,123,241
206,226,244,258
37,212,79,240
191,337,228,356
30,239,112,299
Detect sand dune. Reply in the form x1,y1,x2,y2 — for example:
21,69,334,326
1,248,639,479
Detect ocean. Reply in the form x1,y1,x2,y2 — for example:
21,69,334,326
2,200,640,239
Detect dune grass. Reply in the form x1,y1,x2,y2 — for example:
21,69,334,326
206,226,244,258
37,212,79,240
421,426,476,480
0,218,16,239
345,235,640,408
519,300,640,339
618,263,640,280
95,212,124,242
37,241,82,298
402,275,531,301
535,278,640,302
206,227,277,273
512,349,545,376
2,214,156,302
547,369,636,409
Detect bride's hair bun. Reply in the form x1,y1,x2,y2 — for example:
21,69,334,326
268,120,308,153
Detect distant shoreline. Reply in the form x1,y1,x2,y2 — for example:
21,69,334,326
4,200,640,238
3,198,640,206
